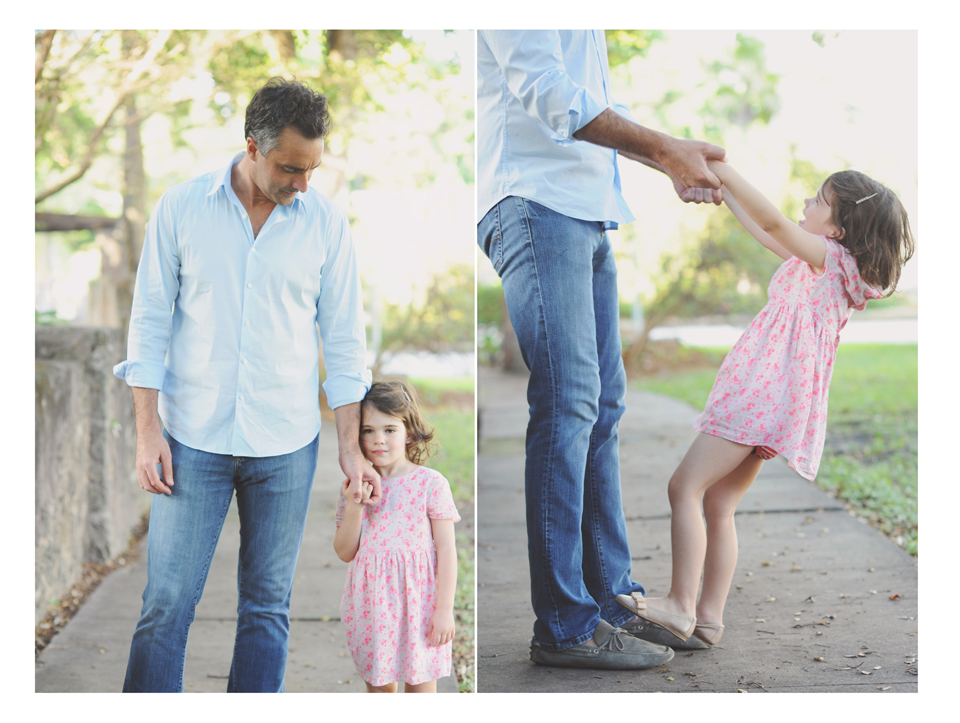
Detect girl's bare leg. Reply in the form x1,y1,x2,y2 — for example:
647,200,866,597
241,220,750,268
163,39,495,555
657,434,754,618
403,679,437,693
365,681,398,693
697,453,763,625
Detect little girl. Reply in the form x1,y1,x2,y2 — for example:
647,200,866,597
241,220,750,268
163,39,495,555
617,162,914,647
333,379,460,693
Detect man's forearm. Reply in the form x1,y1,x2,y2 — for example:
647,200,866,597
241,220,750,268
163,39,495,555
573,108,724,191
573,108,669,166
132,387,162,435
333,402,363,459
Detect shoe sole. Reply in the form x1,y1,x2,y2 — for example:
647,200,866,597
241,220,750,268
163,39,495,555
529,643,674,671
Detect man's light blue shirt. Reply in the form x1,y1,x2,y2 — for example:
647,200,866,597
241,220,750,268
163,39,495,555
113,153,371,457
478,29,636,228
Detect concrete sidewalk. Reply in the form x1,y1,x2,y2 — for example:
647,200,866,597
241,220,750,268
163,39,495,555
35,426,461,693
477,366,918,693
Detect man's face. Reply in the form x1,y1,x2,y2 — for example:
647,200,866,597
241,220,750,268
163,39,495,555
248,126,324,205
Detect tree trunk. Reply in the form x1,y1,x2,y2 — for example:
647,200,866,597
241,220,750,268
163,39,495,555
116,93,147,334
326,30,358,62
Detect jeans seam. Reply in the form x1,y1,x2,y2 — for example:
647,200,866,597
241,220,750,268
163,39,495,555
586,425,611,620
516,196,566,642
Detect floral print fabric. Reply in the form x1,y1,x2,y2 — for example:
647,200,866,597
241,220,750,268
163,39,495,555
336,466,460,686
694,238,881,480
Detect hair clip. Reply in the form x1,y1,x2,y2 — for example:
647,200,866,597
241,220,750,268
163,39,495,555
856,192,878,204
401,388,411,403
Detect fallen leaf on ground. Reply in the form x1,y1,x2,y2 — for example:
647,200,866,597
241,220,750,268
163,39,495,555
889,594,901,600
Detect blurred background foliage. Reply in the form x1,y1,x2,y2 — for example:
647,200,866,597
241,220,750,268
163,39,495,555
35,29,474,373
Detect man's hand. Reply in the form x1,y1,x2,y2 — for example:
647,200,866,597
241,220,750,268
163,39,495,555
132,387,174,495
339,450,382,506
673,179,724,205
428,609,456,647
659,137,726,192
135,426,174,495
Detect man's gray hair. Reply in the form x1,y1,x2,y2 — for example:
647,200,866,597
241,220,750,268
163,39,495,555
244,77,330,156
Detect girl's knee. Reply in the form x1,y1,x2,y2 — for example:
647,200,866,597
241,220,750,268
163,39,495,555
667,472,699,506
702,489,737,524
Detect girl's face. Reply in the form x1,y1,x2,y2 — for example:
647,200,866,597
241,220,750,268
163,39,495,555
799,183,844,239
360,406,411,472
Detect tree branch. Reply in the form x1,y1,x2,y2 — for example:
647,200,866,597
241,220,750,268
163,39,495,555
35,30,56,84
35,30,172,205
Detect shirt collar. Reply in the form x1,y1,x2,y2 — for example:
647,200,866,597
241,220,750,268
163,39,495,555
206,151,304,212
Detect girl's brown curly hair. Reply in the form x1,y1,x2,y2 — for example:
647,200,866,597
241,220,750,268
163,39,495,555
824,170,915,296
360,379,438,465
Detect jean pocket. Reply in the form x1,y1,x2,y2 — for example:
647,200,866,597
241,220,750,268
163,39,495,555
478,208,503,272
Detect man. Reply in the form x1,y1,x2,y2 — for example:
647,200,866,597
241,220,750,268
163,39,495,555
477,30,724,670
113,78,379,692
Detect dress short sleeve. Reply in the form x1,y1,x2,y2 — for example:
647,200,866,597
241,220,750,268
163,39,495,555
822,237,883,311
426,470,461,522
335,493,346,527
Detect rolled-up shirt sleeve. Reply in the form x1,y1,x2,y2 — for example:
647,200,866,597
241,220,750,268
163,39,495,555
481,30,608,145
113,189,181,390
317,208,372,409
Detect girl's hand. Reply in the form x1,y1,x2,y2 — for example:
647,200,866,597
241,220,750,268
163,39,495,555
341,478,372,507
428,609,455,647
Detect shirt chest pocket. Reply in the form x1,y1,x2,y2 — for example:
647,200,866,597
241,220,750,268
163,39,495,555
263,267,322,308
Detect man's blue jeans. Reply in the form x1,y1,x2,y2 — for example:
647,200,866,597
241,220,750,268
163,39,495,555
122,431,318,692
478,197,644,650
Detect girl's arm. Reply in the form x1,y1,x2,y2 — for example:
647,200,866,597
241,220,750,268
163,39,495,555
721,189,792,261
708,160,826,272
333,480,372,562
428,518,457,647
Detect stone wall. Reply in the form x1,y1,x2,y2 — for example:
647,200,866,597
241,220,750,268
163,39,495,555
35,327,148,625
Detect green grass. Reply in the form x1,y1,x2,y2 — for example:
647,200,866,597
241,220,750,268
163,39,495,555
631,345,731,408
815,345,917,555
630,343,918,556
409,375,475,395
429,409,474,505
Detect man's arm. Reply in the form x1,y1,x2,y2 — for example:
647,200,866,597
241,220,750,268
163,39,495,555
132,387,174,495
574,108,725,203
333,402,381,506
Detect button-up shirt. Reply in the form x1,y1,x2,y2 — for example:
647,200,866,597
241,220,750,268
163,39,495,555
113,153,371,457
478,29,636,228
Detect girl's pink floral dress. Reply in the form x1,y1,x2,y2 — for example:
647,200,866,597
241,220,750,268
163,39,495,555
336,466,460,686
694,237,881,480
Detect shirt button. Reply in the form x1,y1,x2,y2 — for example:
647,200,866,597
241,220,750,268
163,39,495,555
241,213,247,219
251,247,256,252
245,320,250,326
242,359,247,364
247,283,252,288
239,395,245,400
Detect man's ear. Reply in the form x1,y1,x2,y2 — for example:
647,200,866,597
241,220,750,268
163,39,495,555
245,136,259,159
